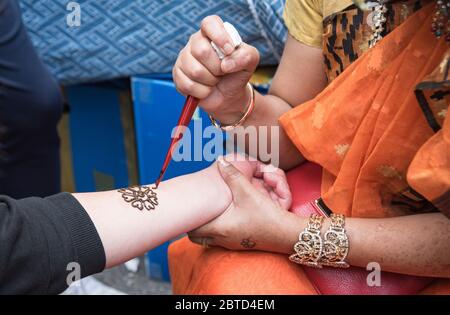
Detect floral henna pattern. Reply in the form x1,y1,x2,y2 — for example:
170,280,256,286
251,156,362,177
241,238,256,249
118,186,159,211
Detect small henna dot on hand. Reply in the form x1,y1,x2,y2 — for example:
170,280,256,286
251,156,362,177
241,238,257,249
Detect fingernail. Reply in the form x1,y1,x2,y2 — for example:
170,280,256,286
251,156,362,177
218,156,230,167
223,43,234,55
222,59,236,72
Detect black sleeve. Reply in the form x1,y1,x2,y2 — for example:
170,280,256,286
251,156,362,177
0,193,106,294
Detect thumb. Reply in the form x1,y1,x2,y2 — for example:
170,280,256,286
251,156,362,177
221,43,260,74
217,156,253,201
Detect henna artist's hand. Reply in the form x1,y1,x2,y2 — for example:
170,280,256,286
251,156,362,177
173,15,260,124
188,156,293,252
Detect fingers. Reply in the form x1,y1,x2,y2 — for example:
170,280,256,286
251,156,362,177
189,32,223,76
250,177,272,198
259,163,292,210
200,15,235,56
173,65,213,99
221,153,260,179
173,15,260,103
180,48,220,87
221,43,260,74
219,154,291,209
173,32,221,98
217,156,255,201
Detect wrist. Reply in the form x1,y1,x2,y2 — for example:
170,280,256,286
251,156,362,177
155,166,231,230
197,164,232,214
252,210,305,254
211,84,253,125
272,211,308,255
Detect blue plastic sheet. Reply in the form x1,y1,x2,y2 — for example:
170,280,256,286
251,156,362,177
19,0,287,85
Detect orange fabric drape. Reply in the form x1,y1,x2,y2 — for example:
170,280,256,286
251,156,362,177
169,3,450,295
169,236,450,294
280,3,448,218
169,237,318,295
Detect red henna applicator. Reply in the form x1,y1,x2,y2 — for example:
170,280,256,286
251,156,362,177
154,23,243,188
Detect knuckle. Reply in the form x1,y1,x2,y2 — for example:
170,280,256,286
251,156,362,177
200,16,214,29
184,79,195,91
198,86,213,99
211,69,222,77
192,42,211,60
202,15,220,27
225,170,241,182
243,47,259,65
189,31,201,44
178,79,192,94
175,84,186,95
241,52,253,65
242,47,259,70
189,66,203,80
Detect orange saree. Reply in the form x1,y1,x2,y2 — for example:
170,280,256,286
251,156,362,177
169,3,450,294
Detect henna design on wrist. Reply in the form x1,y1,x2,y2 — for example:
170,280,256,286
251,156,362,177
241,238,256,249
118,186,158,211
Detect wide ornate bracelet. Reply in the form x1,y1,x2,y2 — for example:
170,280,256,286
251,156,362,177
289,213,350,269
320,214,350,268
289,214,325,268
209,82,255,132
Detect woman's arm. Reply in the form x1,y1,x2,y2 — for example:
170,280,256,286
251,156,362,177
0,164,229,294
190,161,450,278
173,14,327,170
0,155,290,294
219,36,327,170
278,212,450,278
73,167,225,268
73,163,230,269
74,156,289,269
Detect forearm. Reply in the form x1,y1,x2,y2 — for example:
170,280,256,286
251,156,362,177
220,37,326,170
74,165,230,268
217,91,304,170
277,212,450,278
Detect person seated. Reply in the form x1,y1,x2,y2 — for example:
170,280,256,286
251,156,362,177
168,0,450,294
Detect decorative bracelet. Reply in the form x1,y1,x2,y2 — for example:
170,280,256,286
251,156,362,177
289,214,325,268
289,213,350,269
209,82,255,131
320,214,350,268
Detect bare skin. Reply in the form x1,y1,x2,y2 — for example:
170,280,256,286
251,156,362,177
74,155,291,269
189,160,450,278
173,16,327,170
177,16,450,279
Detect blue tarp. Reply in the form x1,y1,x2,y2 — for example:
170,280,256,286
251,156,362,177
19,0,287,85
